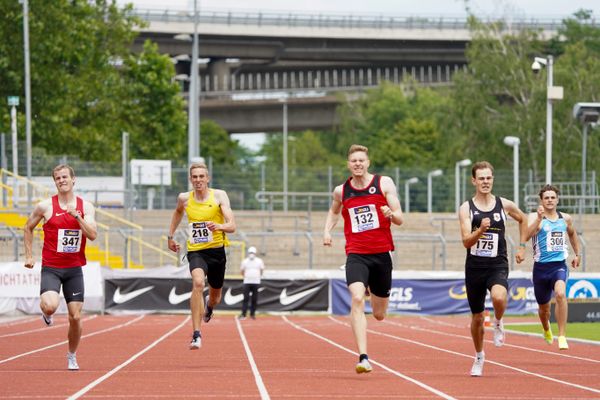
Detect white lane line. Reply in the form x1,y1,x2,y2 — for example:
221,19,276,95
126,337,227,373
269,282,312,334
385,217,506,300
0,315,98,338
330,317,600,395
235,317,271,400
67,316,190,400
384,318,600,363
282,316,456,400
0,316,39,327
0,315,145,365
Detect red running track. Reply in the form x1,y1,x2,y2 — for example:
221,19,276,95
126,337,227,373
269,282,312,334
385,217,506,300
0,314,598,399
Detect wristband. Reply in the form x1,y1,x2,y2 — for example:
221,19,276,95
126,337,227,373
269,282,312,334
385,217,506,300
167,235,173,240
519,242,526,247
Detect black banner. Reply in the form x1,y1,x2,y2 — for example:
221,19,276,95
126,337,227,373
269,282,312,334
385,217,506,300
104,278,329,312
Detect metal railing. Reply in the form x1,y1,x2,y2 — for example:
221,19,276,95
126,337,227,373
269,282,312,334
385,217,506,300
132,8,580,32
195,66,460,96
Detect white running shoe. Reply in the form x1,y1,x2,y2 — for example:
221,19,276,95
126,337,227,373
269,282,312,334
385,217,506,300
42,313,53,326
67,352,79,370
493,319,505,347
189,334,202,350
355,358,372,374
470,353,484,377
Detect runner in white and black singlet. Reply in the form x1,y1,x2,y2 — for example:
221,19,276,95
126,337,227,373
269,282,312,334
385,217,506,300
458,161,528,377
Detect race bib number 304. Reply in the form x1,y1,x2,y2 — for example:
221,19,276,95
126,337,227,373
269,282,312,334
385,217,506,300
470,232,499,257
57,229,82,253
188,222,213,244
349,204,380,233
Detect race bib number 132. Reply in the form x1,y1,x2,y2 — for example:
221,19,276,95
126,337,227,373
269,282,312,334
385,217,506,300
349,204,380,233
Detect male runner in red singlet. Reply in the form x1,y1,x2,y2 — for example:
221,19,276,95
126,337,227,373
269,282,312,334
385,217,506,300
24,164,97,370
323,144,403,374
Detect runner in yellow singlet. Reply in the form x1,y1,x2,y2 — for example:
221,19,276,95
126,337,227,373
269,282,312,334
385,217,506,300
167,162,236,349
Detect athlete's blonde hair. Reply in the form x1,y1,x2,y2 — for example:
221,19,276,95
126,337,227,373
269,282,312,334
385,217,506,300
189,162,208,176
347,144,369,158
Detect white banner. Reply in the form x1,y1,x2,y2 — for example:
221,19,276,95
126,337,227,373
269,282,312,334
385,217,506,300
0,262,103,314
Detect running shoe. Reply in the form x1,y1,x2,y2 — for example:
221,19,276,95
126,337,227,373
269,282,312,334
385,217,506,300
493,318,505,347
42,313,53,326
67,352,79,370
558,335,569,350
237,314,246,320
355,358,372,374
189,332,202,350
543,327,553,345
470,353,485,377
203,295,213,323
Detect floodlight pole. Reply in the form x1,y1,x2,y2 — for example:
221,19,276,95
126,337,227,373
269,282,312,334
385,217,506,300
545,55,553,184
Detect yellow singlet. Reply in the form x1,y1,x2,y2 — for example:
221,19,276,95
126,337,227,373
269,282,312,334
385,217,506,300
185,189,229,251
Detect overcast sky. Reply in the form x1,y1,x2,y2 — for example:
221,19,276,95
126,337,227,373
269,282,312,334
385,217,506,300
117,0,599,19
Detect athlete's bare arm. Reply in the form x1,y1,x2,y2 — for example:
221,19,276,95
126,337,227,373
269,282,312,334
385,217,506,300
210,189,236,233
167,192,189,252
73,200,97,241
380,176,403,226
563,212,581,268
23,199,51,269
524,205,544,241
501,197,528,263
323,185,343,247
458,201,490,249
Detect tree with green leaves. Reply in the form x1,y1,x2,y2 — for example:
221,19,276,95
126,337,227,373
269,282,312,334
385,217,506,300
0,0,188,166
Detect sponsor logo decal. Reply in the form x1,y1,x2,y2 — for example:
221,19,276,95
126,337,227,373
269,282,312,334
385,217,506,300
448,285,468,300
568,280,599,298
279,287,320,305
112,286,154,304
224,288,245,305
168,287,192,304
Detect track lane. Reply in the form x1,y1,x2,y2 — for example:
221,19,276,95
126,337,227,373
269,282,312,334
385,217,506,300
241,315,456,399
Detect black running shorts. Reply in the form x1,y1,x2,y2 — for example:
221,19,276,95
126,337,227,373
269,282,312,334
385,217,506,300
465,266,508,314
345,252,393,298
187,247,227,289
40,266,84,303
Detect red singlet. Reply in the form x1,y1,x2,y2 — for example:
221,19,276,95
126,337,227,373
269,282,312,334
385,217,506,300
41,195,87,268
341,175,394,255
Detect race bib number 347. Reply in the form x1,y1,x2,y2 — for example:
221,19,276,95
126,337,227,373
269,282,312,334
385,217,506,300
57,229,82,253
349,204,380,233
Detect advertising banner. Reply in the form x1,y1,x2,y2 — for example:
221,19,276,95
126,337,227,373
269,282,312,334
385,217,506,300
104,278,329,312
331,278,538,315
0,262,103,314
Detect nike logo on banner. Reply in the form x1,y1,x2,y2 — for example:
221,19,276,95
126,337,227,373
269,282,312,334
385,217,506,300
279,287,321,306
224,288,244,305
113,286,154,304
168,287,192,304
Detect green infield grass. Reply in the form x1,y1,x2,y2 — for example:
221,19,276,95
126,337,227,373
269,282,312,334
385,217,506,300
505,322,600,342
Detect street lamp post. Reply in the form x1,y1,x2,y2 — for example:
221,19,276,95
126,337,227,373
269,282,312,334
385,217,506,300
532,55,563,184
427,169,443,213
404,177,419,213
503,136,521,208
22,0,32,206
282,99,288,212
189,0,200,162
455,159,471,212
572,102,600,215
